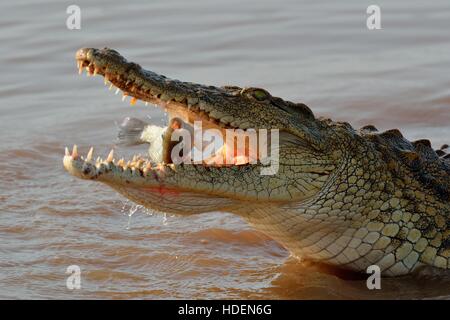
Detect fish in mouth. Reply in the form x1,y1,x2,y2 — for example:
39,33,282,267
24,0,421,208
63,47,450,276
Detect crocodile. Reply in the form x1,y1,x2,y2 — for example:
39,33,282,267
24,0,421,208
64,47,450,276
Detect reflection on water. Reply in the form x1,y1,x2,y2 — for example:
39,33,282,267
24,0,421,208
1,0,450,299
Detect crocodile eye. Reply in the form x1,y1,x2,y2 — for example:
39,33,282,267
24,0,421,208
252,90,268,101
240,87,271,101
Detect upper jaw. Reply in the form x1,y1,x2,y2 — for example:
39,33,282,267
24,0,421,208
73,47,287,169
75,48,326,152
75,47,252,130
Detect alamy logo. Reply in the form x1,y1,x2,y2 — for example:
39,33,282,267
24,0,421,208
167,121,279,175
66,5,81,30
366,265,381,290
366,5,381,30
66,265,81,290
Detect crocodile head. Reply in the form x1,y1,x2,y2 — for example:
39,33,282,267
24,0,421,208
64,48,450,275
65,47,336,215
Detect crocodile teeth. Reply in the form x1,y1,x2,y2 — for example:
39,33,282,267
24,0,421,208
130,97,137,106
136,159,144,168
106,149,114,163
65,147,70,156
78,62,83,75
115,88,120,95
122,93,128,101
72,145,78,159
109,83,114,90
86,147,94,162
95,160,102,168
93,68,98,76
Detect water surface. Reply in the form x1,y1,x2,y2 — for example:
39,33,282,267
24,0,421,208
1,0,450,299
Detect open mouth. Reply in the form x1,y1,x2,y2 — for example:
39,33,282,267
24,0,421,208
64,48,264,179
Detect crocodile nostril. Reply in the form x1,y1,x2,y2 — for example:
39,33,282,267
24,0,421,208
75,48,90,60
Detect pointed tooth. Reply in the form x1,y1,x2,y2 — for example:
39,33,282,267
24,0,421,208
145,102,149,106
106,149,114,163
72,145,78,159
65,147,70,156
109,83,114,90
118,158,124,167
93,68,98,76
115,88,120,95
78,63,83,75
122,93,128,101
143,163,151,175
86,147,94,162
130,97,137,106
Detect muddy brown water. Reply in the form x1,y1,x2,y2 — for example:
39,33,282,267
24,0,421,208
1,0,450,299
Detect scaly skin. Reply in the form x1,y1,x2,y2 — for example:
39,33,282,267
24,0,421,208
64,48,450,276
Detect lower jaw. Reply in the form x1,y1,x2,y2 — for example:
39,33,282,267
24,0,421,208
109,183,238,215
